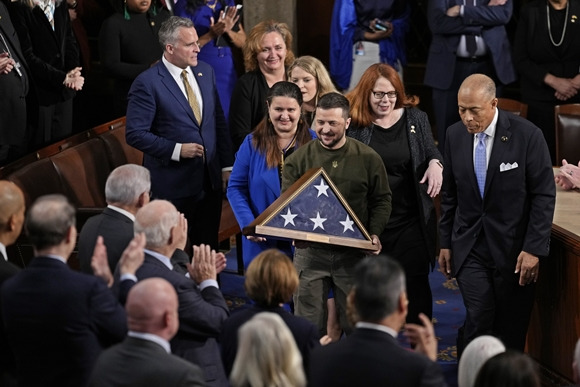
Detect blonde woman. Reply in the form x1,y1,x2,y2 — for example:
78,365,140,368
288,56,337,127
230,312,306,387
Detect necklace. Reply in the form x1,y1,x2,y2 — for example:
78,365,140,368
547,0,569,47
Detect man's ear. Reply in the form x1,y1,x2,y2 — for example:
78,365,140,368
398,290,409,315
345,117,351,130
137,192,148,208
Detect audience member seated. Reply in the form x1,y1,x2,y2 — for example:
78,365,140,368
78,164,152,273
229,19,295,150
458,335,505,387
130,199,229,387
226,81,315,268
88,278,205,386
555,159,580,190
219,249,323,377
473,350,541,387
287,55,337,127
0,194,138,387
99,0,170,117
174,0,245,123
309,256,446,387
229,312,307,387
0,181,25,386
0,181,25,282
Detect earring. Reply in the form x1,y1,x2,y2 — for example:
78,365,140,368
124,0,130,20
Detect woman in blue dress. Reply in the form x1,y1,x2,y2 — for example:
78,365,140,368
227,81,315,269
174,0,245,122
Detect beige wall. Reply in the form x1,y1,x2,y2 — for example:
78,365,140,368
242,0,298,53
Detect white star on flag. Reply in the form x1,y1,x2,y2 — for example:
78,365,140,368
339,215,354,233
280,208,297,227
314,179,329,197
310,212,327,230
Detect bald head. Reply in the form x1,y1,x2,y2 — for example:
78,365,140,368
126,278,179,339
0,181,25,245
457,74,498,134
134,200,180,251
459,74,496,101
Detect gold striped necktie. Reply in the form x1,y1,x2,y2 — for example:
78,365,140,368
181,69,202,123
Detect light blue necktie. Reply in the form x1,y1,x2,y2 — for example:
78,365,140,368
474,132,487,198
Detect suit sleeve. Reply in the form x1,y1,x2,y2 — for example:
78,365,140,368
125,73,178,161
212,69,234,168
522,126,555,257
419,360,448,387
226,135,257,229
462,0,513,27
89,279,128,347
428,0,480,35
175,280,229,337
439,128,458,249
229,76,254,151
418,110,442,164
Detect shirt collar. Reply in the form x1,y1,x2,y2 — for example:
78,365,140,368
355,321,399,338
43,254,67,264
128,331,171,354
145,248,173,270
162,55,191,79
0,243,7,261
107,205,135,222
478,107,499,139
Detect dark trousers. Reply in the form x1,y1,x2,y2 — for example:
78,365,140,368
433,57,500,152
172,185,222,253
37,99,73,145
455,246,535,356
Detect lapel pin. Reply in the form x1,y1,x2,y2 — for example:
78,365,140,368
572,15,577,22
197,72,203,77
410,125,416,133
501,136,508,142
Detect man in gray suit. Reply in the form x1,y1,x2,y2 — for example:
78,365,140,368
88,277,205,386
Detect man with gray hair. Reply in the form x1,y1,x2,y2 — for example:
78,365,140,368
130,199,229,387
126,16,233,252
309,256,446,387
1,194,138,387
78,164,151,273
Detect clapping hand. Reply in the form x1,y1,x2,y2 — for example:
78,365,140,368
64,67,84,91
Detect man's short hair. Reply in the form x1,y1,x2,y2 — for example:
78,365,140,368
25,194,75,250
316,92,350,120
105,164,150,206
352,256,405,322
159,16,194,49
134,200,179,249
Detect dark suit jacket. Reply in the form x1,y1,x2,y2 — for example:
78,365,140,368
0,257,127,387
88,336,205,386
439,110,556,278
78,207,134,274
8,0,78,105
134,253,230,387
0,256,20,284
125,60,233,201
309,327,447,387
219,305,320,377
0,2,28,145
228,69,268,150
0,255,20,386
424,0,516,89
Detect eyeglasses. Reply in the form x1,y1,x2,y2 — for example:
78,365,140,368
371,91,397,99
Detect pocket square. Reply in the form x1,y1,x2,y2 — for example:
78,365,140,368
500,162,518,172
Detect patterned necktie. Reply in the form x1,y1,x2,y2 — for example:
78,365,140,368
41,0,55,30
181,70,202,123
474,132,487,198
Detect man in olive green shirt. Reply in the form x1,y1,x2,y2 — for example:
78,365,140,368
282,92,392,337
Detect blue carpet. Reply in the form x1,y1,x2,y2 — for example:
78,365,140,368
220,247,465,387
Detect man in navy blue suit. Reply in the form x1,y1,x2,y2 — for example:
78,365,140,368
126,16,233,251
438,74,555,355
0,194,131,387
424,0,516,151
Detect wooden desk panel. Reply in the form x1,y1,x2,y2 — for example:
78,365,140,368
527,170,580,385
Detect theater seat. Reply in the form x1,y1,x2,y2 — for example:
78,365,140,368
555,104,580,166
100,125,143,167
497,98,528,119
